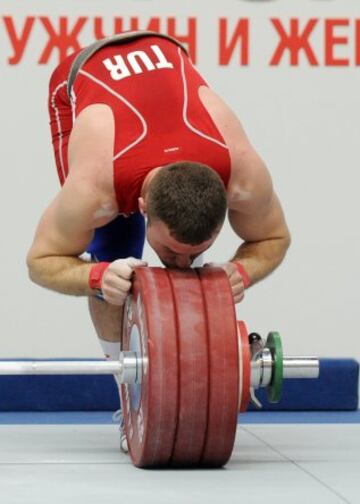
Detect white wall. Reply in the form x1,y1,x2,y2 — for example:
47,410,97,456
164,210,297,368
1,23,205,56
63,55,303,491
0,0,359,362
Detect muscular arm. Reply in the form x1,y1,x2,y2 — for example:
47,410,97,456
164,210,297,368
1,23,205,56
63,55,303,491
198,86,291,286
228,151,291,286
26,175,115,295
27,104,117,295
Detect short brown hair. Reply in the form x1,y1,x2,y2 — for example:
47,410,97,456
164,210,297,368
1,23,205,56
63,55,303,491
147,161,227,245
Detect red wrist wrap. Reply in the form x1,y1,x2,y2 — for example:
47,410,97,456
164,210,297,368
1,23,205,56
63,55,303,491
89,262,110,290
234,262,251,289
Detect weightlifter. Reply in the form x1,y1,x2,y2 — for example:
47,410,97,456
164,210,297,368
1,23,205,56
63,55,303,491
26,31,291,452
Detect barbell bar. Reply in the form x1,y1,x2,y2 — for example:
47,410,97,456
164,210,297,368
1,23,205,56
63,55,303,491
0,351,319,384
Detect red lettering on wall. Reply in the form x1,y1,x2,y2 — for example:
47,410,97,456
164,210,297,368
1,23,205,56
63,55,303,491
3,16,35,65
3,15,359,68
270,18,319,66
38,16,88,64
218,18,249,66
325,19,349,66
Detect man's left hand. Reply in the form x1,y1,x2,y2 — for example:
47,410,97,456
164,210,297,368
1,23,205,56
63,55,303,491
204,262,245,304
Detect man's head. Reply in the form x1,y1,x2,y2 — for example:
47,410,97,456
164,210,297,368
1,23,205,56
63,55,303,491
139,161,227,268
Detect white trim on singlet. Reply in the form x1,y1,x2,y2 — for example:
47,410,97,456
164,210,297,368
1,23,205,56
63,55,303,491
50,80,68,182
178,47,228,150
78,69,148,161
70,88,77,123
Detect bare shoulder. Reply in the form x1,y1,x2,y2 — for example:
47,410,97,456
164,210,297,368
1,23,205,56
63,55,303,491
68,103,116,198
28,174,118,260
227,151,274,214
198,86,273,212
56,173,118,231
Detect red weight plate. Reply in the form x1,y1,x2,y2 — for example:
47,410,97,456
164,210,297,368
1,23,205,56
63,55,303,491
238,321,251,413
197,268,239,467
121,267,179,468
166,269,209,467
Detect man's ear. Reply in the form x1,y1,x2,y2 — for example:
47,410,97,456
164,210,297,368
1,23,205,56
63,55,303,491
138,197,147,216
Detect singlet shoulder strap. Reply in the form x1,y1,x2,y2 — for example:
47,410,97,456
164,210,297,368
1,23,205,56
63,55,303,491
67,30,188,98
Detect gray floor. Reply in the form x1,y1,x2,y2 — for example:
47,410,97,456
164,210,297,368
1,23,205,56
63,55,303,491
0,422,359,504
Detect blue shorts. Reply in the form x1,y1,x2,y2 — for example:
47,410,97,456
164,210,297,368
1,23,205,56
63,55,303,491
87,213,146,262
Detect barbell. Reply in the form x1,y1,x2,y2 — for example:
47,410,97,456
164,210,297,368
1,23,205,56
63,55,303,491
0,267,319,469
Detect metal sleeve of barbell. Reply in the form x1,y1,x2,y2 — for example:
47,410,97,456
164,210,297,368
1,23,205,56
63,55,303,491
0,361,123,375
283,358,320,379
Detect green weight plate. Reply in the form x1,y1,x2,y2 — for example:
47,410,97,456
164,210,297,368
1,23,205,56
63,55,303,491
266,332,283,403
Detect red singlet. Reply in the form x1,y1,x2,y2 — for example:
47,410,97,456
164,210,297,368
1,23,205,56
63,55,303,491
49,35,231,214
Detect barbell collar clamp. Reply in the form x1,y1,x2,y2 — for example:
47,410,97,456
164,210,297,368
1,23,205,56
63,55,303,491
120,351,142,384
249,388,263,409
250,354,320,388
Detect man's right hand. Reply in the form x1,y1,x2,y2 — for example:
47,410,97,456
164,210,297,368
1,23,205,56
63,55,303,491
101,257,148,305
